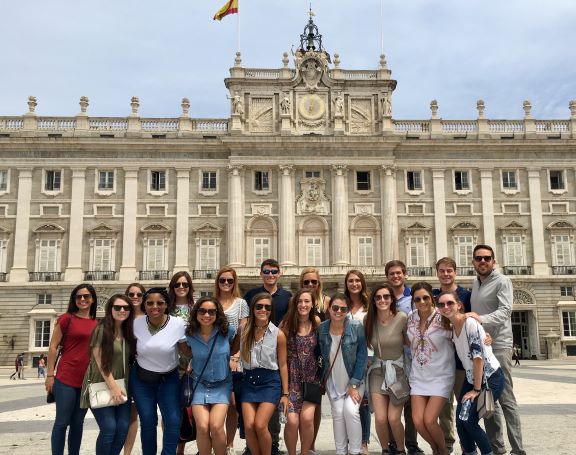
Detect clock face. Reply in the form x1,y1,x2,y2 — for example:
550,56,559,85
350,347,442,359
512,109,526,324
298,94,325,121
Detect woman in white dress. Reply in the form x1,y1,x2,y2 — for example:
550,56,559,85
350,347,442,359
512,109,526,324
406,282,454,455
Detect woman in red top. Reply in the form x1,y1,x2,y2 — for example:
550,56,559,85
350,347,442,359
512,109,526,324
45,283,98,455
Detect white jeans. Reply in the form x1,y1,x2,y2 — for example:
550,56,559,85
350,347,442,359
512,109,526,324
328,384,365,455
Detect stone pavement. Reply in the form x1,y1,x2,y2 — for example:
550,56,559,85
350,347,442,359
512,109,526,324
0,360,575,454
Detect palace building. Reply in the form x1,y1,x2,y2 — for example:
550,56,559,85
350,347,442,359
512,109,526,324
0,18,575,365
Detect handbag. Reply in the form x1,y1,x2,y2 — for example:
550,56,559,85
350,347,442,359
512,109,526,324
387,375,411,406
179,332,219,442
477,387,495,419
87,339,128,409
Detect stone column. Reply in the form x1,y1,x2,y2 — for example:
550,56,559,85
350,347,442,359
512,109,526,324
227,165,245,267
381,165,399,260
432,169,448,259
278,165,296,266
119,169,139,281
174,169,191,272
332,165,350,266
64,169,86,282
480,169,496,249
9,168,33,282
527,169,549,275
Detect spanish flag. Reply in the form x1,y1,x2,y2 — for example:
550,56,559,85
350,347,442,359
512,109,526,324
214,0,238,20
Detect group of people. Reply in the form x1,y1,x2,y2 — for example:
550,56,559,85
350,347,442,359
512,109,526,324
44,244,525,455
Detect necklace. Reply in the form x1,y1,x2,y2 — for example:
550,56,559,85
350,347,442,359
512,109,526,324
147,315,169,335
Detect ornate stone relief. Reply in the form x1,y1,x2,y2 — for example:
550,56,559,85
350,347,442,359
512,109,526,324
296,178,330,215
350,99,372,134
513,288,534,305
249,97,274,133
251,204,272,216
354,203,374,215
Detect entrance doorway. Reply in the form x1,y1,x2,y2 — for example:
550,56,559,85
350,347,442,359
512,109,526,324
511,310,531,358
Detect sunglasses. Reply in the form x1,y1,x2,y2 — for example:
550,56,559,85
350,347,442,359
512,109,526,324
75,294,92,301
112,305,131,312
413,295,432,303
173,282,190,289
436,300,456,309
331,304,349,313
198,308,217,316
218,278,234,285
128,292,143,298
374,294,392,302
255,303,272,311
145,300,166,307
474,255,493,262
303,279,318,286
262,269,279,275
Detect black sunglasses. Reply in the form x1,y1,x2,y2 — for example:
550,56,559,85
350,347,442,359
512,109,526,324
198,308,217,316
112,305,131,312
255,303,272,311
219,278,234,285
173,282,190,289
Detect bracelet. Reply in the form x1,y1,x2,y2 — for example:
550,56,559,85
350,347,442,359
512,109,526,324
473,388,482,393
282,392,289,396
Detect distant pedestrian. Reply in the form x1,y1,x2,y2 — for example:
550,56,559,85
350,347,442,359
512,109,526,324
9,354,18,380
38,354,46,378
16,353,25,379
513,345,521,367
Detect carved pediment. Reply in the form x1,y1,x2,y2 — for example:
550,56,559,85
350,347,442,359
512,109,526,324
403,222,431,232
499,221,527,231
450,221,479,231
34,223,65,233
88,223,118,234
193,222,223,234
547,220,575,230
141,223,170,233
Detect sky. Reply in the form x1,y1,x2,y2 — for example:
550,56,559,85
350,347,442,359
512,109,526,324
1,0,575,120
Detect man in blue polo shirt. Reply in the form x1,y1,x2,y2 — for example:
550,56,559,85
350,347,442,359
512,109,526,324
242,259,292,455
385,260,424,455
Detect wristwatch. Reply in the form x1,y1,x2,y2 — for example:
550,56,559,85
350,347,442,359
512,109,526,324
351,384,358,389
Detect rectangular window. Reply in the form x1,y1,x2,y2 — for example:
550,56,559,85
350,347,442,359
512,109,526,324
305,171,321,178
563,311,576,337
356,171,371,191
550,170,565,190
407,171,422,191
454,170,470,191
254,238,270,266
254,171,270,191
98,171,114,190
554,235,572,266
150,171,166,192
37,294,53,305
93,239,112,271
408,237,426,267
357,237,373,266
560,286,574,297
45,170,61,191
505,235,523,266
455,236,474,267
34,320,51,348
0,170,7,191
146,239,165,270
199,238,218,270
202,171,217,191
38,239,58,272
305,237,322,266
502,170,517,189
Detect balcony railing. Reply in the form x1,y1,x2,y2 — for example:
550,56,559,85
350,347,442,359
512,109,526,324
407,267,434,277
552,266,576,275
0,272,6,282
192,269,219,280
457,267,476,276
29,272,62,282
502,266,532,276
139,270,170,281
84,271,117,281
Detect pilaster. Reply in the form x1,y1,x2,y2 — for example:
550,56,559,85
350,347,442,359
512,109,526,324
119,169,139,281
381,165,399,260
227,165,245,267
331,165,350,266
527,169,549,275
64,168,86,282
174,169,191,272
432,169,448,259
278,165,296,266
480,169,496,248
9,168,33,282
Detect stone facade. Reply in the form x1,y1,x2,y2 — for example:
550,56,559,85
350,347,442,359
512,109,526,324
0,21,576,365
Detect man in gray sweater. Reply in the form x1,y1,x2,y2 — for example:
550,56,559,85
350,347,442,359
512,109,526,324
467,244,526,455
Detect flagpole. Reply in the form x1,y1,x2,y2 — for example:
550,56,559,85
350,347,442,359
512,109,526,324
237,3,241,54
380,0,384,56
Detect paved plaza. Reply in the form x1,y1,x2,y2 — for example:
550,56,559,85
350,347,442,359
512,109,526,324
0,360,574,454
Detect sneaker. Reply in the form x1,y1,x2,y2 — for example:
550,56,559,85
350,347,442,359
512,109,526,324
388,442,397,455
226,448,236,455
361,443,369,455
407,446,425,455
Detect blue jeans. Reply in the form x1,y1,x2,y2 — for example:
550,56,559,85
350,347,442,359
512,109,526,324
456,368,505,455
91,402,131,455
132,369,181,455
51,378,89,455
360,397,371,444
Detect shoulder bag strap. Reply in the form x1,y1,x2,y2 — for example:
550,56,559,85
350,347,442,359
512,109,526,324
191,332,219,395
323,323,345,385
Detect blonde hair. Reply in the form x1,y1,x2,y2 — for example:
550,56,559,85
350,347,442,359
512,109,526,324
214,266,240,299
300,267,326,313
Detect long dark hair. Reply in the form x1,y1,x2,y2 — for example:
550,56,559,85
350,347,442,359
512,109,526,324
169,271,194,309
437,290,465,330
344,269,369,311
67,283,97,319
364,284,397,350
241,293,272,363
94,294,136,375
280,288,319,337
125,282,146,296
186,297,229,336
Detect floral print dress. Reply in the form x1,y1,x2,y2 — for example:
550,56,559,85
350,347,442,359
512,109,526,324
287,331,320,413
